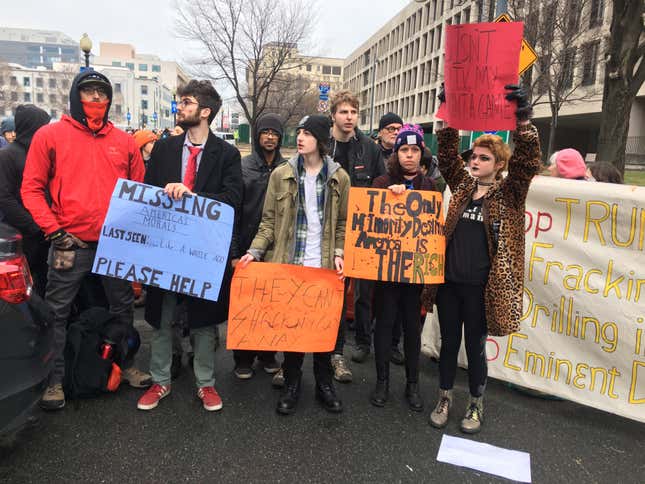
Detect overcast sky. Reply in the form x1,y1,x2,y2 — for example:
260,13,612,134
3,0,411,61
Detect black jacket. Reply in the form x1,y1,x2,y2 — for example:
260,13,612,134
233,131,287,257
143,130,243,329
0,105,51,237
329,129,384,187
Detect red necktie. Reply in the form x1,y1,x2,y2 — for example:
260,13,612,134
183,145,202,191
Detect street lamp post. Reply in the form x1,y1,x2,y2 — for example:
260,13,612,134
79,33,92,69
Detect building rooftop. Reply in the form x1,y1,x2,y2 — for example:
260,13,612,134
0,27,77,45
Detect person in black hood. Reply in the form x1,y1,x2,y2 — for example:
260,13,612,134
231,113,286,380
0,104,50,295
69,70,113,132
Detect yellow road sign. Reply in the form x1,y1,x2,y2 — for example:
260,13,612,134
495,13,538,75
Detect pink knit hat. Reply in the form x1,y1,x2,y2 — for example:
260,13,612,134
555,149,586,179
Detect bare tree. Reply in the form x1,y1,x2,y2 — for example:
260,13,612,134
596,0,644,173
175,0,316,136
509,0,602,158
264,73,319,127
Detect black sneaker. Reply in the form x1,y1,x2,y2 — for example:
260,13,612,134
234,366,254,380
262,357,281,374
351,345,370,363
390,347,405,366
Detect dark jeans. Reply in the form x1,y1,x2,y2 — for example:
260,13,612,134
283,351,332,386
436,281,488,397
373,281,422,382
23,235,49,298
46,246,134,385
344,278,402,351
233,350,277,368
333,278,351,355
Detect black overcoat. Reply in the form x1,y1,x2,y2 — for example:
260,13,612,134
143,131,242,329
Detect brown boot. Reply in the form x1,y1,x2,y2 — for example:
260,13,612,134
40,383,65,410
460,395,484,434
429,389,452,428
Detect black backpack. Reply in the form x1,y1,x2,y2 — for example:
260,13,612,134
63,307,138,399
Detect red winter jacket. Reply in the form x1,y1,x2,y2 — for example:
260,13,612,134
21,115,145,242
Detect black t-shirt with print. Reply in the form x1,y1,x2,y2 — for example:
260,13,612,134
445,197,491,285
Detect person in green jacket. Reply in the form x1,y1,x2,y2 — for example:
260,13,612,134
239,114,350,415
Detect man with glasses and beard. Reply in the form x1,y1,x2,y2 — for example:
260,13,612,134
137,80,242,412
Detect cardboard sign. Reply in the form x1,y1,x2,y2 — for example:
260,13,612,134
443,22,523,131
93,179,234,301
343,187,445,284
227,262,345,352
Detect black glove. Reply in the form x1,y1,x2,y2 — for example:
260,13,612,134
437,82,446,103
505,84,532,121
48,229,88,249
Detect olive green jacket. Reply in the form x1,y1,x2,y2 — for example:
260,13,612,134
248,155,350,269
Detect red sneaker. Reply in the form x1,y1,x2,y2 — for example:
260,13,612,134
198,386,223,411
137,384,170,410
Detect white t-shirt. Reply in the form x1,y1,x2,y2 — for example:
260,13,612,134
303,172,322,268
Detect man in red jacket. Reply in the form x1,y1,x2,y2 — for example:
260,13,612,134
21,69,152,410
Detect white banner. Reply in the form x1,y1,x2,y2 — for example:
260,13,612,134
422,175,645,422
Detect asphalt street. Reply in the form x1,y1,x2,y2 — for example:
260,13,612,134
1,316,643,484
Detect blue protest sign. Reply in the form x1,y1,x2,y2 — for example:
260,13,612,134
93,179,234,301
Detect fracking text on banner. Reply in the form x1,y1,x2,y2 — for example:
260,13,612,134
422,176,645,422
344,187,445,284
93,179,234,301
227,262,344,352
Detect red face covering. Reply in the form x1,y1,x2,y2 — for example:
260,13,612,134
81,100,109,132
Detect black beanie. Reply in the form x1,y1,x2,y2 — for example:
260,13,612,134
379,112,403,130
255,113,283,139
297,115,331,146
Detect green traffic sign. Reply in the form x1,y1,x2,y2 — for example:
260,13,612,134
469,130,510,146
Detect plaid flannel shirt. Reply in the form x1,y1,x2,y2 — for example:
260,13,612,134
293,156,328,265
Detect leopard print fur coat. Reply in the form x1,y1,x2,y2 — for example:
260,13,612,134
422,123,541,336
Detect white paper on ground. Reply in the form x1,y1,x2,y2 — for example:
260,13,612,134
436,434,531,483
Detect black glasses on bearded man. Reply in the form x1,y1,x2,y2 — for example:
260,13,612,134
178,98,200,108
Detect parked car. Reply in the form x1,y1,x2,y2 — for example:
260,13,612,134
0,223,54,445
213,131,236,146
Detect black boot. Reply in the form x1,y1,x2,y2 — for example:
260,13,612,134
276,380,301,415
315,382,343,413
370,379,389,407
405,382,424,412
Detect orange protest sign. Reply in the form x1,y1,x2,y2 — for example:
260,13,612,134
343,187,445,284
227,262,344,352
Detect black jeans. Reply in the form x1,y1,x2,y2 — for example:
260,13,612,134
46,246,134,384
373,281,422,382
233,350,277,368
283,351,332,386
333,278,351,354
347,278,402,350
436,281,488,397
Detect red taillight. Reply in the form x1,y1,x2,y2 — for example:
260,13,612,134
0,255,33,303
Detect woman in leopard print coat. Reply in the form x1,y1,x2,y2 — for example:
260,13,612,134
424,86,541,434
